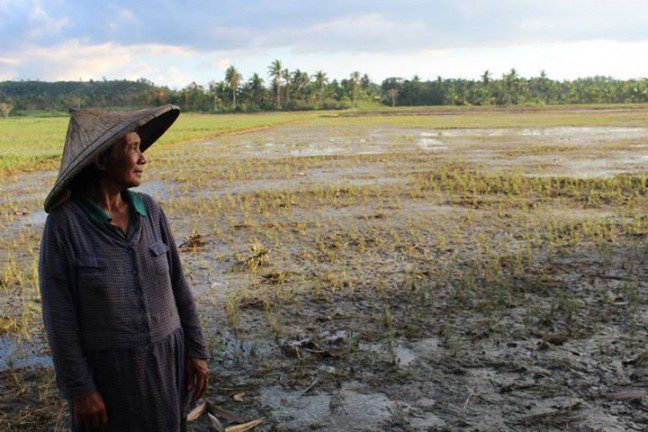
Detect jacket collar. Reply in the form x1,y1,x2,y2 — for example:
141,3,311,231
71,189,147,224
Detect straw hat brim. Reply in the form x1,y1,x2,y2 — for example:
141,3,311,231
44,104,180,213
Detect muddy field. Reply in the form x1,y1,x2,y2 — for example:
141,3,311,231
1,109,647,431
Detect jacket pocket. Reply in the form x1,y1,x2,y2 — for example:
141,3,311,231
75,255,109,289
75,253,140,329
149,240,170,275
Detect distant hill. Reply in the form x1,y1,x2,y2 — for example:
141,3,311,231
0,79,164,115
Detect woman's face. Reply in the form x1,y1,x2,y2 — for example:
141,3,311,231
98,132,147,188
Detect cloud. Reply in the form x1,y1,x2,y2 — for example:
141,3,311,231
196,56,233,72
256,13,433,54
25,0,70,40
107,6,138,31
2,0,647,55
0,39,200,87
1,1,647,86
2,37,647,89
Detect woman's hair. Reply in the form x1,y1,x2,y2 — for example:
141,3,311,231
68,137,120,192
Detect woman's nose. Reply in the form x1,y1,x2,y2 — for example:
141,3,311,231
139,152,147,165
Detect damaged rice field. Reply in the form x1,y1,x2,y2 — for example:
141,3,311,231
0,106,647,431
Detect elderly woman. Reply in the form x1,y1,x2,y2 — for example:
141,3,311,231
38,105,210,431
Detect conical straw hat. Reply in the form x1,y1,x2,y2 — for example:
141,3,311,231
44,104,180,213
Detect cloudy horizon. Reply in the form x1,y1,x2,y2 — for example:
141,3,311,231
1,0,647,89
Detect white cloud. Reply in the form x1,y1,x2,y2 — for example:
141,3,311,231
0,39,201,86
27,0,69,40
2,37,647,90
107,7,139,31
234,39,648,82
166,66,193,87
318,39,648,82
257,13,432,54
0,70,16,80
0,55,20,66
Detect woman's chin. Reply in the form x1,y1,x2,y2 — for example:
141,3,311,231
128,177,143,188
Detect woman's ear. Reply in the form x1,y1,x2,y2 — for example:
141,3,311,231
92,154,107,172
93,143,116,171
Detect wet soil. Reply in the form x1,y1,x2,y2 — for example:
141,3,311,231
0,123,647,431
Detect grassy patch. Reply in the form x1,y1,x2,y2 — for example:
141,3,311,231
0,111,319,176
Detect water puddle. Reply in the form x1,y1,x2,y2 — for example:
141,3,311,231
191,126,648,172
527,156,648,178
419,126,648,140
410,412,447,429
358,337,440,368
416,137,448,151
0,170,57,192
414,127,648,178
258,385,332,430
330,384,395,430
0,191,46,205
131,179,176,200
210,330,278,369
394,345,418,366
200,173,403,198
15,209,48,228
0,335,52,370
289,145,346,157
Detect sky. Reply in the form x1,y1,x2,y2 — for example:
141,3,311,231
1,0,647,89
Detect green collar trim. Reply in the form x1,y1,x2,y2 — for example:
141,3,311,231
127,190,148,217
71,189,147,224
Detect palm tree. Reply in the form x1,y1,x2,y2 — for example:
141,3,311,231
481,70,491,86
267,60,282,108
281,68,291,105
207,80,223,111
248,73,265,107
349,71,361,108
225,65,242,108
291,69,310,102
386,88,399,107
313,71,328,108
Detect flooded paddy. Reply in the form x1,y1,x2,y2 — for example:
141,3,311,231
1,111,647,431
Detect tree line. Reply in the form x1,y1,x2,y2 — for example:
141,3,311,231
1,61,647,116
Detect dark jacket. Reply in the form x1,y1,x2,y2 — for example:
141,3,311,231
38,189,209,400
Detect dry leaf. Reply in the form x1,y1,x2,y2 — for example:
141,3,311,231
208,412,225,432
225,418,264,432
207,403,246,423
233,392,246,402
187,402,207,422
